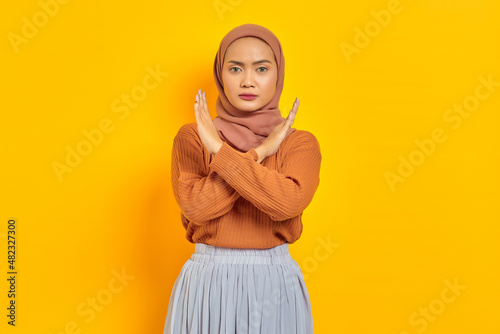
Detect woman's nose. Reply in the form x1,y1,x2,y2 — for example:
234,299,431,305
241,72,255,87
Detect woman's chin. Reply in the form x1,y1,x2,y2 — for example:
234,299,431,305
233,101,262,112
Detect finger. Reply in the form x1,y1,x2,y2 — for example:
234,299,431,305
289,110,296,125
194,96,200,119
200,91,208,118
286,98,299,124
194,101,200,124
287,98,298,116
201,91,206,110
286,113,295,127
292,98,299,114
293,98,299,113
196,91,201,105
194,91,202,118
200,91,210,121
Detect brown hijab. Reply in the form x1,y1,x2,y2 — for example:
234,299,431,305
212,23,296,153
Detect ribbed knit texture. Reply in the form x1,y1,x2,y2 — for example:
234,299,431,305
171,122,322,249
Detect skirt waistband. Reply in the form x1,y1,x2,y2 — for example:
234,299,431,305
190,243,292,265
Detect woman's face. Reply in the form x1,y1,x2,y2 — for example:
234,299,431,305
222,37,278,112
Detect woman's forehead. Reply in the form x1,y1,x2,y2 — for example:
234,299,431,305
224,37,276,64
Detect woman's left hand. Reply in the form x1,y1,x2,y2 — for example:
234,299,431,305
194,89,223,155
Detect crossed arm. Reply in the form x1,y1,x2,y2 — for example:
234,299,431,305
171,123,321,223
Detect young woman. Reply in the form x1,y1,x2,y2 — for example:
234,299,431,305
163,23,321,334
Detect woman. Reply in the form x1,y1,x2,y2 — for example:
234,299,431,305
163,23,321,334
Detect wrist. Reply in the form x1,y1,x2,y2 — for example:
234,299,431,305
254,145,266,164
213,141,223,154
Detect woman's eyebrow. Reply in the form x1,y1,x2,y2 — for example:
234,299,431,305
227,59,272,66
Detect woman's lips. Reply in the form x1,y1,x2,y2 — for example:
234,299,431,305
239,94,257,101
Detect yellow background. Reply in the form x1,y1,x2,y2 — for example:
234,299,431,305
2,0,499,333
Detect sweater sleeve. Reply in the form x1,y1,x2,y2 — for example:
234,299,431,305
171,123,243,224
209,131,322,221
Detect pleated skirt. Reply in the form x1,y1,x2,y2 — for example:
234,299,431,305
163,242,314,334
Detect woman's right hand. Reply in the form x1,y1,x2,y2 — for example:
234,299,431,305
255,98,299,163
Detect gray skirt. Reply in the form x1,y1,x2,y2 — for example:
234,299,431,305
163,242,314,334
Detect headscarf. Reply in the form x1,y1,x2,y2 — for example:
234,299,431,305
212,23,296,153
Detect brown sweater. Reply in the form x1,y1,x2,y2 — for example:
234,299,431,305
171,122,322,249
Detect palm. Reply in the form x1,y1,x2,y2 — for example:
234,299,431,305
194,89,222,154
259,98,299,157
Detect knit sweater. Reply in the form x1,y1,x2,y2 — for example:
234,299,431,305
171,122,322,249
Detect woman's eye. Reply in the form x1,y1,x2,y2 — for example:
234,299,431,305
229,67,267,73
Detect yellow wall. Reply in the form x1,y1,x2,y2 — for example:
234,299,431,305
2,0,499,333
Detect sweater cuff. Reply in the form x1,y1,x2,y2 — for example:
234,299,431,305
210,141,257,171
248,147,259,162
